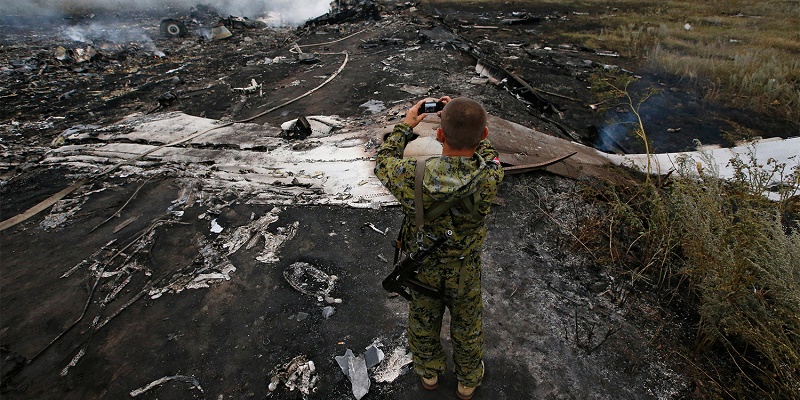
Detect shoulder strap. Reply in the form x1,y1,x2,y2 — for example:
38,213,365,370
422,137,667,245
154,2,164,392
424,190,481,222
414,156,432,232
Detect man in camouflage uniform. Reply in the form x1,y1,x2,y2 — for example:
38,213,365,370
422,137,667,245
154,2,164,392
374,96,504,399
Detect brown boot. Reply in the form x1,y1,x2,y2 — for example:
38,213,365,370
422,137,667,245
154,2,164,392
421,375,438,390
457,382,476,399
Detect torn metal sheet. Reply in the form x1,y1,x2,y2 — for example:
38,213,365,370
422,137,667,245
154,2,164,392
397,84,430,96
335,349,356,377
402,136,442,158
360,99,386,114
485,115,620,180
335,349,370,400
42,112,393,208
348,354,370,399
601,137,800,200
475,60,505,85
210,24,233,40
129,375,203,397
364,344,384,368
41,110,791,216
51,124,101,147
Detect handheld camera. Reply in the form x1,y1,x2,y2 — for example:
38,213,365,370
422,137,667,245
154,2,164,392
418,101,445,115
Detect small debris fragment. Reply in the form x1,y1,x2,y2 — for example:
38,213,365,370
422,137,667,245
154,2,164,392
296,312,310,321
595,50,620,57
130,375,203,397
268,356,317,396
55,46,69,61
335,349,370,399
335,349,355,377
360,99,386,114
364,344,385,368
366,222,387,236
284,262,338,299
322,306,336,319
211,23,233,40
469,77,490,85
210,219,224,234
73,46,97,63
256,221,299,263
233,79,262,94
40,197,87,230
60,347,86,376
187,264,236,289
373,346,413,383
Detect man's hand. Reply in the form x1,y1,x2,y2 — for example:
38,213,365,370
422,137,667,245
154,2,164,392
403,96,452,128
403,99,428,128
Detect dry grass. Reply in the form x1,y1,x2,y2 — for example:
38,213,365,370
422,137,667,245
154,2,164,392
547,0,800,123
584,152,800,398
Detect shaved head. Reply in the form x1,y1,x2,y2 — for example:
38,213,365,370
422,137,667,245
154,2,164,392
440,97,487,151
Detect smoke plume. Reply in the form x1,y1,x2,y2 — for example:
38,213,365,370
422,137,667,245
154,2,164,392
0,0,331,25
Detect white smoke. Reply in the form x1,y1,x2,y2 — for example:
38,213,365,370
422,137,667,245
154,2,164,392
0,0,331,25
61,23,160,52
63,23,152,44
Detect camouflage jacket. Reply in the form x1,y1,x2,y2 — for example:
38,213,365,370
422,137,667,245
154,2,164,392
374,123,504,258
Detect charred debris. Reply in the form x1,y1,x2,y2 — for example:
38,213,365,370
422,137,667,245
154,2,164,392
0,0,627,166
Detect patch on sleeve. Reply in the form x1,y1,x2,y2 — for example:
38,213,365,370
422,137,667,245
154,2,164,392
492,157,501,165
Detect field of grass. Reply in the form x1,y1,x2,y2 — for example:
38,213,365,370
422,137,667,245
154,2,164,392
547,0,800,124
440,0,799,124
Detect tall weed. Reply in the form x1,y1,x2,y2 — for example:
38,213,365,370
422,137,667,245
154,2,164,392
586,153,800,397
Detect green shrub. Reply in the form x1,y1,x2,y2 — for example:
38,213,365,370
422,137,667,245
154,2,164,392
586,152,800,398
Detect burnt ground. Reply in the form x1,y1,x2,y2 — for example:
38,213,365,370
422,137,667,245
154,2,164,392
0,171,692,400
0,1,784,399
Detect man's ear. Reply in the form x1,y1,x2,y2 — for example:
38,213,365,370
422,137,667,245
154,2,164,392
437,127,445,143
481,126,489,140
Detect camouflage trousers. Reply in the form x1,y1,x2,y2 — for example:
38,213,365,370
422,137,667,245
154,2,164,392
408,253,484,387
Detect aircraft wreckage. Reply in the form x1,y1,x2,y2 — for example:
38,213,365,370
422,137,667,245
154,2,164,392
2,2,798,399
2,108,796,231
